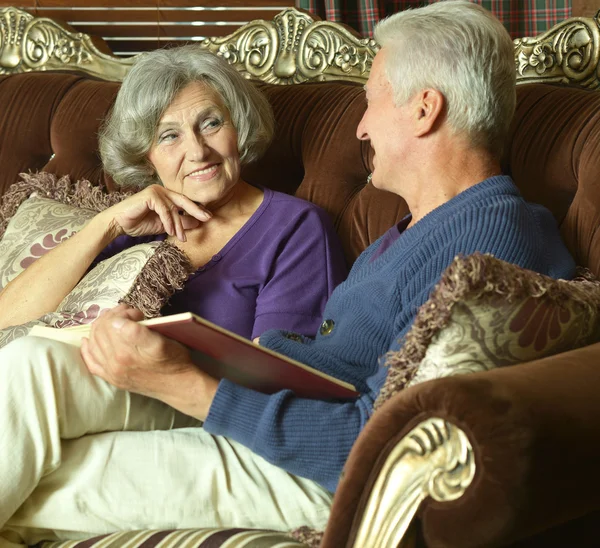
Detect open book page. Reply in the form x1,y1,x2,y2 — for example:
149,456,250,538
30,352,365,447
30,322,92,347
29,313,358,400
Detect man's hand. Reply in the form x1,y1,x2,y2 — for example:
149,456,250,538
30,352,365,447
80,304,218,420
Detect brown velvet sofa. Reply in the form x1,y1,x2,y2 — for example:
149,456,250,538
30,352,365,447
1,6,600,548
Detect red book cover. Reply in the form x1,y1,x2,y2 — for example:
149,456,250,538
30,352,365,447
143,312,359,400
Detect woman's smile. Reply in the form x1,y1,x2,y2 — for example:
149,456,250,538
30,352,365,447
186,164,220,181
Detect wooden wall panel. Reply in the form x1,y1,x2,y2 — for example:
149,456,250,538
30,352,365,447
1,1,293,56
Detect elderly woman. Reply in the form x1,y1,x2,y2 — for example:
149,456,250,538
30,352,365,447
0,46,346,339
0,46,346,543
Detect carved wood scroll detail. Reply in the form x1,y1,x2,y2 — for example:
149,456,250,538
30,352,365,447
352,418,475,548
199,8,378,84
3,6,600,89
514,13,600,89
0,6,132,81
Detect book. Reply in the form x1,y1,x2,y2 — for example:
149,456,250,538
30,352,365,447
29,312,359,400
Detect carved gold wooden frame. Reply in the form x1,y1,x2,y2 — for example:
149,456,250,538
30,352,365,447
198,8,378,84
4,5,599,88
351,418,475,548
514,12,600,89
0,6,376,84
0,6,132,81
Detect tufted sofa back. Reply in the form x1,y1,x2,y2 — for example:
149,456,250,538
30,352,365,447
0,72,599,272
506,84,600,275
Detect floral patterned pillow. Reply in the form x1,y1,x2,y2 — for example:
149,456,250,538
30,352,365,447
0,172,194,348
0,195,96,289
375,252,600,410
0,172,132,290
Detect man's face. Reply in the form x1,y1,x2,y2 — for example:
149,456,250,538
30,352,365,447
356,49,413,191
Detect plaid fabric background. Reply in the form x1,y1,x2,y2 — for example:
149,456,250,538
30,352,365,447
296,0,572,38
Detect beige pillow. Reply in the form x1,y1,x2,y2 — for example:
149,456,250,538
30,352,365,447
0,172,132,290
0,194,96,289
375,253,600,410
0,172,194,348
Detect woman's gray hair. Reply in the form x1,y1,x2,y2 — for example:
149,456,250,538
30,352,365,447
99,45,275,188
374,0,516,158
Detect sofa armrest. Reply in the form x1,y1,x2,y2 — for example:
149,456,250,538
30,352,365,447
353,417,474,548
321,342,600,548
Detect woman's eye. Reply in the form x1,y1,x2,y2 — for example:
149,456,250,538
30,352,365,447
202,118,222,132
158,132,177,143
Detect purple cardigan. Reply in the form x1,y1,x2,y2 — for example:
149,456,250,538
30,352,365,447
94,187,348,339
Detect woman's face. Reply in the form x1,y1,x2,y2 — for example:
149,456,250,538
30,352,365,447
147,81,241,209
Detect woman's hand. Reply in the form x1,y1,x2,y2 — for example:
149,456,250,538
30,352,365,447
103,185,212,242
81,304,219,420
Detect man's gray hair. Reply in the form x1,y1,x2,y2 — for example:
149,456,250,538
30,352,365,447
99,46,275,188
374,0,516,157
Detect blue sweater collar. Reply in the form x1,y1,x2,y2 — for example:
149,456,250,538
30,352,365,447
376,175,518,261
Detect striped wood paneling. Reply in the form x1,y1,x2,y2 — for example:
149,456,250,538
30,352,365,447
3,1,293,56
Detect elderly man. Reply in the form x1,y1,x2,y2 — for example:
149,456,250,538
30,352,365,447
0,1,575,544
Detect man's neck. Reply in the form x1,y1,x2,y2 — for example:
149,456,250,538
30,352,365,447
403,145,501,228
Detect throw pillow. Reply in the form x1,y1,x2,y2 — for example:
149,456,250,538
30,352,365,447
0,172,195,348
0,194,96,289
0,172,131,290
375,252,600,410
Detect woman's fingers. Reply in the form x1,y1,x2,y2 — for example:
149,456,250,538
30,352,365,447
154,189,211,241
174,209,186,242
110,185,212,240
155,200,191,242
153,198,178,238
144,191,185,240
164,190,212,222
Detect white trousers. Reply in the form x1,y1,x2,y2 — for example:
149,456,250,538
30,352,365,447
0,337,333,546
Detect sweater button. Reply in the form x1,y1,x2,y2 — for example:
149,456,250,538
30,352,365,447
319,319,335,335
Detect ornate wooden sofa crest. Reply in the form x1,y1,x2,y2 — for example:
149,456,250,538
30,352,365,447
2,5,600,88
1,6,600,548
0,6,377,84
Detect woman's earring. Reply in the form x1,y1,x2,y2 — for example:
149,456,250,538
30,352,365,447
366,173,373,184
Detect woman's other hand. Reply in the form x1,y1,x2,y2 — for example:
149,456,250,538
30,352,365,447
81,304,218,420
103,185,212,242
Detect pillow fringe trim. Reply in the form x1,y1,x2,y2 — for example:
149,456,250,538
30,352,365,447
290,526,323,548
374,253,599,411
0,171,134,240
120,241,195,318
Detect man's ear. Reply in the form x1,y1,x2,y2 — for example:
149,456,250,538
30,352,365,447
414,89,444,137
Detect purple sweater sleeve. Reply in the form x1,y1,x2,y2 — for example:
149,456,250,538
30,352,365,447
250,204,347,340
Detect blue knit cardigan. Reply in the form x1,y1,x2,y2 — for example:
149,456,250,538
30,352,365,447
204,176,576,492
